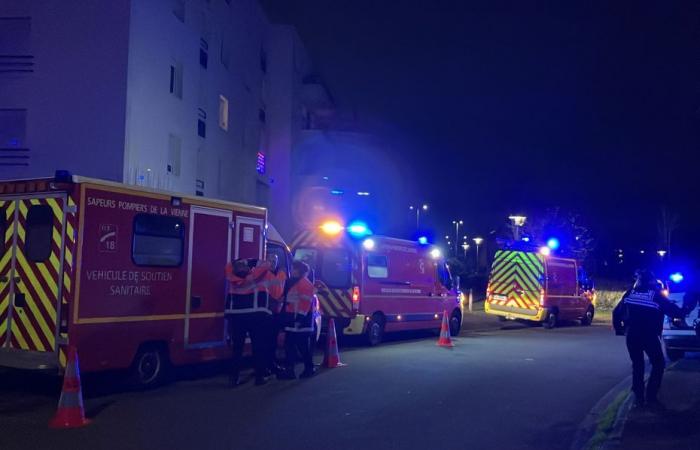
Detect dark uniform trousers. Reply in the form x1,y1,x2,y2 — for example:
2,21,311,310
285,331,313,372
228,312,271,379
626,333,665,401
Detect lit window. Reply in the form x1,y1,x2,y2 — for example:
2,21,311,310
218,95,229,130
367,255,388,279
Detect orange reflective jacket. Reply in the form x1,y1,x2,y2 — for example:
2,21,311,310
225,262,270,314
284,277,316,332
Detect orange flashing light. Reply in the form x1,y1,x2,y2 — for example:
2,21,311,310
320,220,344,235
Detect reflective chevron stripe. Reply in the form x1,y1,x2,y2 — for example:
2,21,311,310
488,250,544,310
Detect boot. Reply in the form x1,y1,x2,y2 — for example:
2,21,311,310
299,367,317,379
277,368,296,380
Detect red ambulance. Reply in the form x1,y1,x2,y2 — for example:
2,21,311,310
0,172,290,386
291,222,464,346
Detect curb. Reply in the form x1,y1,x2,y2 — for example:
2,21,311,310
570,375,632,450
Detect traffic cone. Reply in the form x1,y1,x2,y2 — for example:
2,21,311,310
323,318,346,368
437,310,454,347
49,346,90,429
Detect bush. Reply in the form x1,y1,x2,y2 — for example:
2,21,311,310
595,278,629,311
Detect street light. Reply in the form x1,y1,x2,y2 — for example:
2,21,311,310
657,250,667,260
452,220,463,255
508,215,527,241
461,243,469,259
473,237,483,271
409,204,429,230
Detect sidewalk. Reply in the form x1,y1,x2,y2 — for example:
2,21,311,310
619,357,700,450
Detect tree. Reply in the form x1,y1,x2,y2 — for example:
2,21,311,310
524,207,595,266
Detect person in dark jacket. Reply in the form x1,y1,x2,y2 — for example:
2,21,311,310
613,269,689,407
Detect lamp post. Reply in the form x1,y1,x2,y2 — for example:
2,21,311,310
508,215,527,241
452,220,463,255
473,237,483,271
657,250,667,261
409,204,428,230
462,243,469,259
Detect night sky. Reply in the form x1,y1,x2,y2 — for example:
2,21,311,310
261,1,699,256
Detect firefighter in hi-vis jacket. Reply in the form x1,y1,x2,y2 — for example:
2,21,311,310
225,258,271,386
265,253,287,374
278,260,318,379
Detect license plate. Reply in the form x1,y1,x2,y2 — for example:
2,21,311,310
493,294,507,301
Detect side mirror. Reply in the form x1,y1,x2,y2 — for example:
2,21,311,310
453,275,461,290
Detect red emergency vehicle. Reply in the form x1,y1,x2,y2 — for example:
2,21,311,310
291,222,464,345
0,172,290,386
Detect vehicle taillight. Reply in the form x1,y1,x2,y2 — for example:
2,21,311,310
352,286,360,311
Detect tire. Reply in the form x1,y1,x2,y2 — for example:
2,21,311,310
543,310,558,329
580,306,594,326
449,311,462,336
366,314,385,346
130,345,168,388
497,316,508,322
667,349,685,361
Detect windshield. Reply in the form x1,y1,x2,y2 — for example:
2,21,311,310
294,247,351,288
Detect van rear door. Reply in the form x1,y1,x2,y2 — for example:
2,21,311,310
0,195,67,368
488,250,544,316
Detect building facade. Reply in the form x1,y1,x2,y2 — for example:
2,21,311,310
0,0,331,239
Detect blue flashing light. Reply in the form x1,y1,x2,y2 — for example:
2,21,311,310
670,272,684,284
357,191,371,196
546,238,560,250
417,236,429,245
330,189,344,196
347,221,372,238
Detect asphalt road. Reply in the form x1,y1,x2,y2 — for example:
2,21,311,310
1,320,630,450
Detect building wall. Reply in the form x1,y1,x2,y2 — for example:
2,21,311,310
124,0,270,206
0,0,131,180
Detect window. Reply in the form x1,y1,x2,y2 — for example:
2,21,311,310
199,39,208,69
367,254,388,279
321,249,351,288
0,207,7,256
197,109,206,138
218,95,229,130
26,205,53,262
437,262,452,289
294,248,318,268
267,243,289,276
258,108,266,124
172,0,185,22
132,214,184,266
167,134,181,176
169,63,183,98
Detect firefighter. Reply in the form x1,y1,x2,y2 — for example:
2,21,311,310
225,258,271,386
278,260,317,379
265,253,287,374
613,269,689,408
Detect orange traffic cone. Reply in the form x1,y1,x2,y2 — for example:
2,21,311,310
49,347,90,429
437,310,454,347
323,318,346,368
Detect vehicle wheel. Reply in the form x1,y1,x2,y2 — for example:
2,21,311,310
667,349,685,361
449,311,462,336
543,310,558,329
580,306,594,326
366,314,385,346
497,316,508,322
130,345,168,388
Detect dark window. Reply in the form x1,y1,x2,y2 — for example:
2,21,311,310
199,39,208,68
437,262,452,289
320,249,351,288
267,243,290,276
26,205,53,262
367,254,388,279
132,214,184,266
258,108,266,124
0,207,7,256
169,66,175,93
197,119,206,138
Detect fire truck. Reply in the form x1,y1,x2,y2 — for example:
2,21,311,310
0,172,291,386
291,221,463,346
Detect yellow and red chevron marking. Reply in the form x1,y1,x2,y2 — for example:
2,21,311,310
489,250,544,311
0,200,16,342
7,197,65,352
314,280,353,318
58,195,77,368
